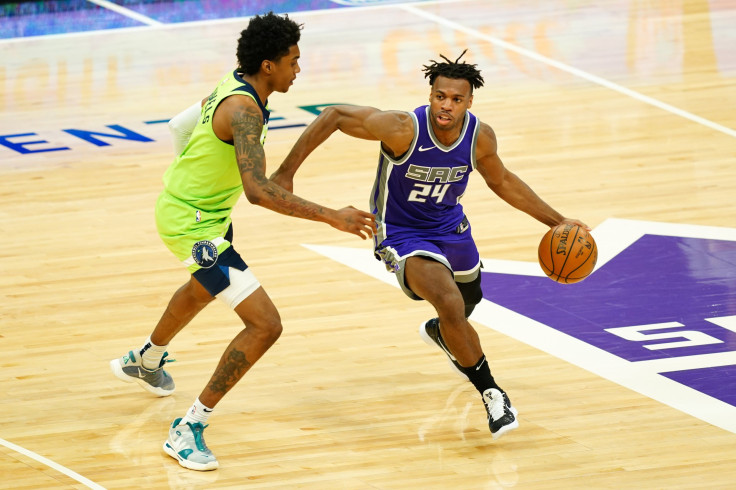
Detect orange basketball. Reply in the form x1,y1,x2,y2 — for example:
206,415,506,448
538,223,597,284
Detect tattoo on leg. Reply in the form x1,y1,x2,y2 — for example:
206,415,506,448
208,349,251,394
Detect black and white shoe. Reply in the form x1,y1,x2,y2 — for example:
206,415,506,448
482,388,519,440
419,318,469,381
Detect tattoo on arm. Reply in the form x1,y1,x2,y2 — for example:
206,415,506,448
232,106,268,184
208,349,251,394
231,104,327,220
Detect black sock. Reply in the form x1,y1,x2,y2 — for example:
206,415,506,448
458,355,500,394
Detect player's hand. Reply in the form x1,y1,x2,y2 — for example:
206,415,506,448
559,218,591,231
332,206,377,239
269,168,294,193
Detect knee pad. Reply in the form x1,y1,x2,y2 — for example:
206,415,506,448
457,273,483,317
217,266,261,310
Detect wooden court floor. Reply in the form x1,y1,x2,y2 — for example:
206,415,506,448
1,0,736,488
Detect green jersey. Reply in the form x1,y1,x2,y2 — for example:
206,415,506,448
155,70,270,271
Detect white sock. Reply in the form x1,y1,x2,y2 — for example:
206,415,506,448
139,337,167,370
180,398,214,426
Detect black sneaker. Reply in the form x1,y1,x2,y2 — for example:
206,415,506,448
482,388,519,440
419,318,469,381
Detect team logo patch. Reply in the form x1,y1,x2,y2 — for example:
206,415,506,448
192,240,218,268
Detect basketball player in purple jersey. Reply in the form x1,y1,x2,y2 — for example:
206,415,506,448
272,51,589,439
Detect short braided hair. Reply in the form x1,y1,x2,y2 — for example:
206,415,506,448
422,49,484,93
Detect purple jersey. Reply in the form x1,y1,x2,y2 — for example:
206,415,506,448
370,105,479,243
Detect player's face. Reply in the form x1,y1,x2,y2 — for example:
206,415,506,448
428,76,474,133
269,44,301,93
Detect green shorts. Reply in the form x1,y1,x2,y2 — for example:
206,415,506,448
155,191,233,273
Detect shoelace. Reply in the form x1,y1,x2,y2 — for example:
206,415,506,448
187,422,211,451
158,351,176,368
484,391,506,422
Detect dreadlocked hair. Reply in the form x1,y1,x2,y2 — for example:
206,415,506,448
422,49,484,92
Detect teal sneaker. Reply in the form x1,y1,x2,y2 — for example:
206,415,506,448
110,350,175,396
163,418,219,471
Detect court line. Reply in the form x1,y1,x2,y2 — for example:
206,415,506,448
634,351,736,373
0,437,105,490
301,218,736,435
86,0,162,26
401,5,736,139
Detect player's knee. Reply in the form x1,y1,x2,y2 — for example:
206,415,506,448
432,290,465,315
265,320,283,344
250,317,283,345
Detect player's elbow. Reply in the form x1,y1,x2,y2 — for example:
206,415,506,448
242,182,265,205
320,105,337,118
244,188,263,205
319,105,345,128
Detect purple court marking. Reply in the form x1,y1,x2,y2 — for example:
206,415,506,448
299,218,736,433
662,364,736,406
480,234,736,405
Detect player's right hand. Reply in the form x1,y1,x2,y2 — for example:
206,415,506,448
558,218,591,231
332,206,377,239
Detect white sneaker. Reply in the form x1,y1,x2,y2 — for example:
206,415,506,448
163,418,219,471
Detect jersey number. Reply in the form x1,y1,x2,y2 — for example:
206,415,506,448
408,183,449,204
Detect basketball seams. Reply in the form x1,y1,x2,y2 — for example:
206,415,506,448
538,224,597,284
557,226,580,281
547,229,556,277
563,243,597,283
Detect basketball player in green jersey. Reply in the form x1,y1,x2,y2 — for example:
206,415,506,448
110,12,376,471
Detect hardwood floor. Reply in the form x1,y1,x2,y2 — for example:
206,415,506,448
1,1,735,488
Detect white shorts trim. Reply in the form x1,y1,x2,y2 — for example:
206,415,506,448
216,267,261,309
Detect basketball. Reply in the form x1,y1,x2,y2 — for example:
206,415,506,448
538,223,597,284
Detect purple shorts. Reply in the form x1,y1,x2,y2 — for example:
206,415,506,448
374,223,480,300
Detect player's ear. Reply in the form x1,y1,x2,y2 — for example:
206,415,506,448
467,94,473,109
262,60,273,74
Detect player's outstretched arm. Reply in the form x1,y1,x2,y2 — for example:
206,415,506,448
270,105,413,192
227,98,376,239
475,122,589,230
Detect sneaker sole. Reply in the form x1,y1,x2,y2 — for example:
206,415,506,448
109,359,174,397
163,441,219,471
492,418,519,440
418,321,469,381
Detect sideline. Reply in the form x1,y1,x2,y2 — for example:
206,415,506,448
0,437,106,489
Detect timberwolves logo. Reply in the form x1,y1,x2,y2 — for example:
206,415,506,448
192,240,218,268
